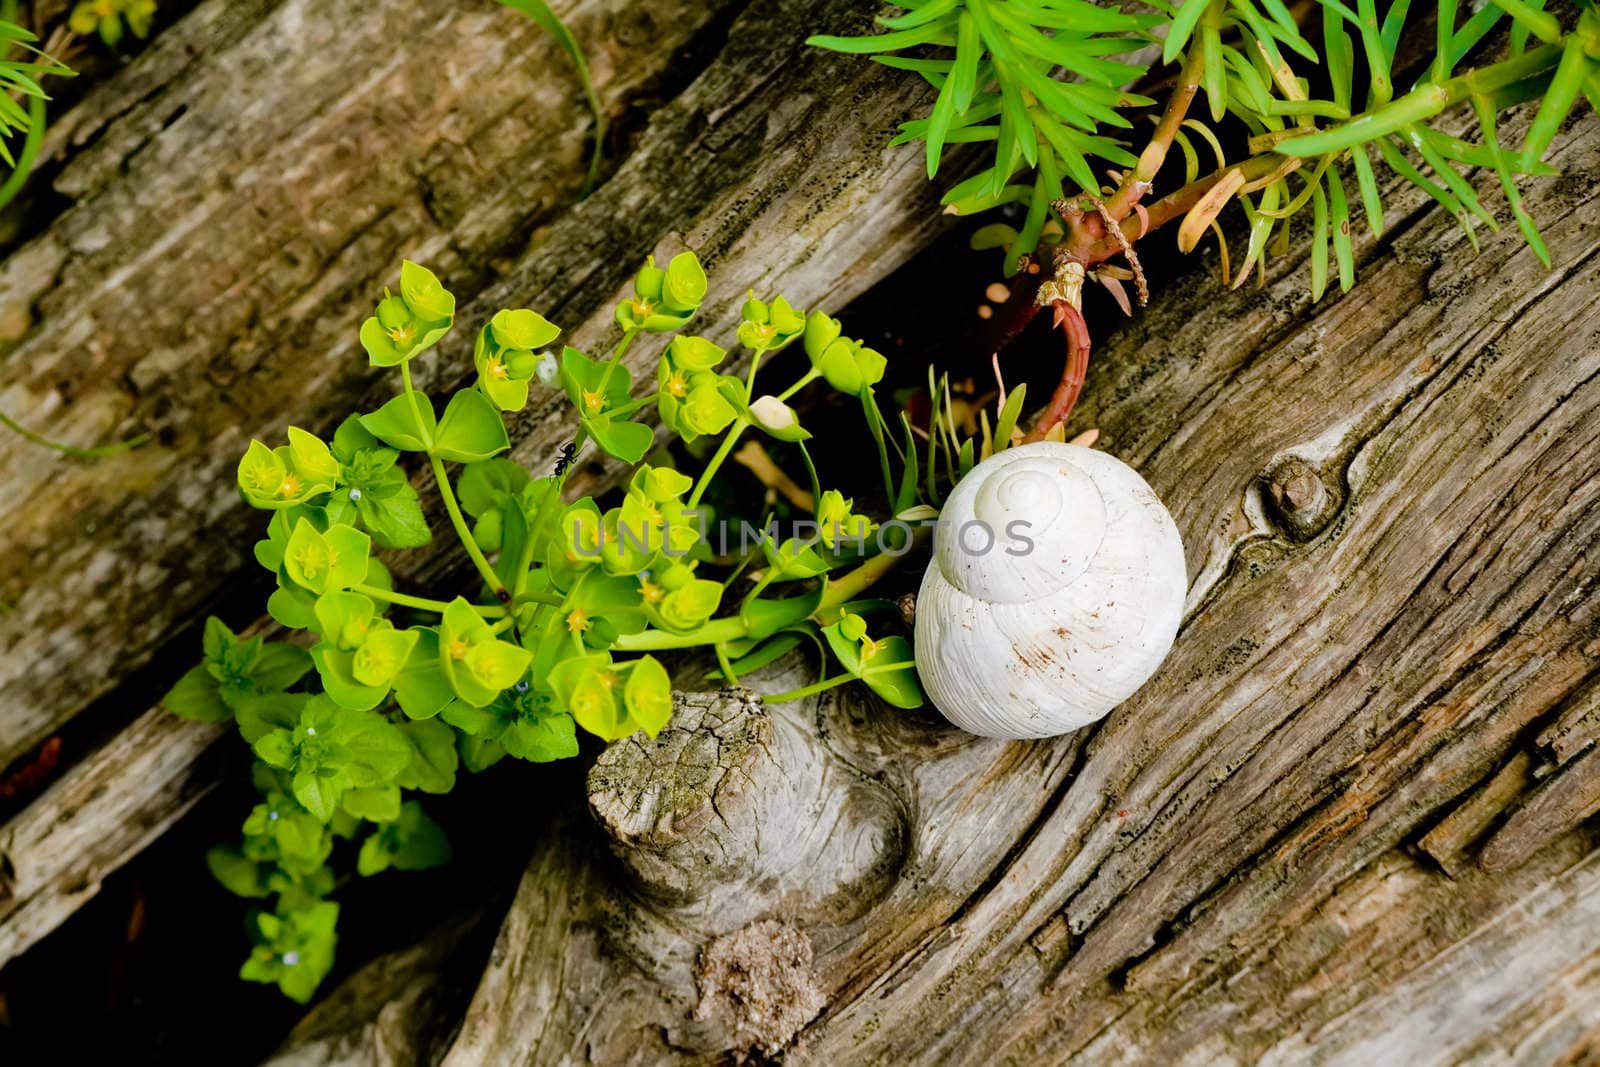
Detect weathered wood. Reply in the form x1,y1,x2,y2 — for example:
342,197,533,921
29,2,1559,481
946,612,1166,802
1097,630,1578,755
7,0,1600,1059
1418,749,1532,876
0,710,221,963
0,0,947,966
266,912,493,1067
370,108,1600,1063
0,0,740,768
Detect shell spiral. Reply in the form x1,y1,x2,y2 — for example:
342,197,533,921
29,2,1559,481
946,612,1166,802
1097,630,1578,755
913,442,1187,739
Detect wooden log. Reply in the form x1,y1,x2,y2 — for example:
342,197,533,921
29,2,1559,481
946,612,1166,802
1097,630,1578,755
0,0,948,968
7,0,1600,1059
399,109,1600,1062
0,0,741,770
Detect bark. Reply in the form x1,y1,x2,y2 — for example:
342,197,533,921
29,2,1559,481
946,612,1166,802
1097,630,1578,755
3,0,1600,1060
0,0,943,966
299,110,1600,1063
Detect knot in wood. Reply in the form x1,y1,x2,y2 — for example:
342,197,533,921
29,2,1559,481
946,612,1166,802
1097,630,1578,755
588,688,785,905
585,683,907,928
1263,456,1337,541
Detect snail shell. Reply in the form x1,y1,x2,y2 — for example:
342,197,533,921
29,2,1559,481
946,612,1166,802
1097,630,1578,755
914,442,1187,739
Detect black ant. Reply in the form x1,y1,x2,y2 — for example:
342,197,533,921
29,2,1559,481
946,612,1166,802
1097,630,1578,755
554,441,577,476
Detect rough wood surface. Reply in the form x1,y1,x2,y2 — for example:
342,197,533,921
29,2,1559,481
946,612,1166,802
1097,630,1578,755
0,0,939,769
4,0,1600,1059
0,0,945,966
320,110,1600,1063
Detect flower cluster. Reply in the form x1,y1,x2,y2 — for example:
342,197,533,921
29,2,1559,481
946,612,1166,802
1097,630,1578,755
169,254,926,1004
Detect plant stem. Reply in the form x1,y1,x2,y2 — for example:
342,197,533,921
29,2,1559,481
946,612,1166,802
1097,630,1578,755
613,614,749,651
396,359,509,599
1024,302,1092,442
860,391,897,504
764,672,855,704
430,453,510,602
1104,44,1208,223
714,643,740,685
688,417,750,509
594,327,640,398
776,367,821,402
0,407,147,459
399,362,434,450
615,533,930,653
1076,153,1286,266
605,394,655,419
813,536,925,624
745,345,769,400
352,583,505,616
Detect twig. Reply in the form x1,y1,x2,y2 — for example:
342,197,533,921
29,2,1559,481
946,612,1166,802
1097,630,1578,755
1023,300,1092,443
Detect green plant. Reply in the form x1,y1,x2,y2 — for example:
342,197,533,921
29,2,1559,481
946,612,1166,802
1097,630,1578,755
815,0,1599,436
68,0,156,47
498,0,607,196
0,7,157,456
164,256,1023,1002
0,11,70,214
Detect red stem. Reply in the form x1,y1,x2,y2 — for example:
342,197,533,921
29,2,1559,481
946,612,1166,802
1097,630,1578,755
1023,301,1091,442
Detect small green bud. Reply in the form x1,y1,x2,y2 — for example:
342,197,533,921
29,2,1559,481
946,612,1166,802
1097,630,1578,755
375,294,413,332
839,612,868,643
634,257,666,302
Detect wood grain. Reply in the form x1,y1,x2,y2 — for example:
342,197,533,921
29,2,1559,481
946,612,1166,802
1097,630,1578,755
0,0,948,968
4,0,1599,1059
412,108,1600,1063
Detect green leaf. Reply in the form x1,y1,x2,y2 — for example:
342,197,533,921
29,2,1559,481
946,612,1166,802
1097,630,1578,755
399,261,456,322
741,587,825,642
341,784,402,822
1164,0,1211,63
1324,170,1354,293
311,646,387,711
501,712,579,762
458,459,532,516
250,643,314,693
269,585,319,630
708,632,807,681
394,630,457,719
662,251,708,312
433,389,511,463
656,578,722,632
489,307,561,350
206,846,270,899
233,692,307,744
292,769,345,822
622,655,673,737
357,801,452,876
583,414,654,464
254,731,295,769
495,0,606,193
550,653,629,740
336,713,413,785
164,664,231,722
358,488,431,550
237,440,292,509
396,718,459,794
466,638,533,692
860,635,925,709
360,393,437,452
286,427,340,485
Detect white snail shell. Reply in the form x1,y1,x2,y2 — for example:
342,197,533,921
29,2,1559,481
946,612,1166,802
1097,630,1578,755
914,441,1187,739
